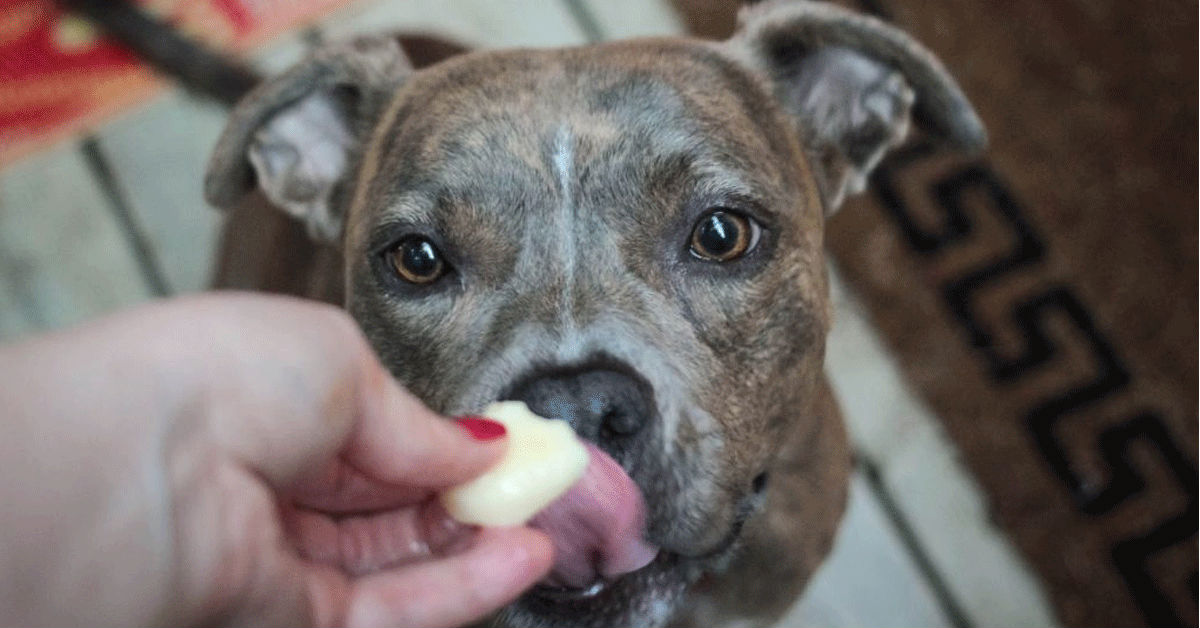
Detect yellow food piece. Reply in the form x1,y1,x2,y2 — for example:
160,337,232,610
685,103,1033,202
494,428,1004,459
440,401,589,526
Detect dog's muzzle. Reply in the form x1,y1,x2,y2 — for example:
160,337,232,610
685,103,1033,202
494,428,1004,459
499,359,661,592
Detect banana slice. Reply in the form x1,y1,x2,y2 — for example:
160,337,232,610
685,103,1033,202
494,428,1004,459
440,401,589,526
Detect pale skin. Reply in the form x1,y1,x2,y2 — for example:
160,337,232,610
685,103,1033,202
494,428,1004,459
0,293,554,628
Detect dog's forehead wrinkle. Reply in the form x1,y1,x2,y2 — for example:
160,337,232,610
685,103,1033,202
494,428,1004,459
369,191,434,228
358,48,807,293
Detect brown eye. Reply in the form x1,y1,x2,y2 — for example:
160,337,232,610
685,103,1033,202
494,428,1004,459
387,236,446,284
689,210,760,262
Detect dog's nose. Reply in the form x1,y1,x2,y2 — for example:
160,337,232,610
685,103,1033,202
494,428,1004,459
507,368,653,442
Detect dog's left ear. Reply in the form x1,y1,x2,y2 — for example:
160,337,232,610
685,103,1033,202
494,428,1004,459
205,35,411,241
723,0,985,212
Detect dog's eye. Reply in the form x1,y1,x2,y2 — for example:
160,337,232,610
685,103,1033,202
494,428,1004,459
689,210,761,262
387,236,447,284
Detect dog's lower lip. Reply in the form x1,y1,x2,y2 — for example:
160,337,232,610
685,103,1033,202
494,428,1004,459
532,580,607,601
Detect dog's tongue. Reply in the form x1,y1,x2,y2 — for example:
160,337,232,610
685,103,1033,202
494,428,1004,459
528,442,658,589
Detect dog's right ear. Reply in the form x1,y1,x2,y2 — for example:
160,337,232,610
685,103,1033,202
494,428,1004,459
722,0,985,213
205,36,411,242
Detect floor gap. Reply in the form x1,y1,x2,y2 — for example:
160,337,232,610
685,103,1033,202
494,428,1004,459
858,454,975,628
560,0,606,43
80,137,174,298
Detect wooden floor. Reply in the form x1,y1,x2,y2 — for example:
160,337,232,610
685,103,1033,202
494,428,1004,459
0,1,1061,626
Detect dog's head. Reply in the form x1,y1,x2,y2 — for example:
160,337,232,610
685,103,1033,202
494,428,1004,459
206,2,982,625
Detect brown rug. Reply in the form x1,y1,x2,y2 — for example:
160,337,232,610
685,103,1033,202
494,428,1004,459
672,1,1198,626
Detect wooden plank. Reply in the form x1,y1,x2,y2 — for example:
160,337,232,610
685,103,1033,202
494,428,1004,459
253,31,313,75
883,424,1061,627
0,143,150,340
0,285,30,339
826,268,933,468
91,27,312,296
92,92,229,294
320,0,588,49
570,0,685,40
782,473,953,628
826,268,1061,628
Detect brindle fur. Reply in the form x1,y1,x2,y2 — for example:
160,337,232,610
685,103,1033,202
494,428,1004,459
207,3,982,626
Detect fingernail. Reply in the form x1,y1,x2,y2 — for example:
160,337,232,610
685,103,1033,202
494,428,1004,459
456,416,507,441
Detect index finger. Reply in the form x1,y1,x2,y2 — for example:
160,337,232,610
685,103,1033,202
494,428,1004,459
188,294,503,494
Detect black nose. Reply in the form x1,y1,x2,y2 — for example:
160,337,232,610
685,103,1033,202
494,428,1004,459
507,366,654,442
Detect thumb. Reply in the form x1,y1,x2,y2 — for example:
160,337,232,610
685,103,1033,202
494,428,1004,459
337,363,509,491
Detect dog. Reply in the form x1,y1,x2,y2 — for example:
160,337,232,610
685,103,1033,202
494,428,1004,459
204,1,984,625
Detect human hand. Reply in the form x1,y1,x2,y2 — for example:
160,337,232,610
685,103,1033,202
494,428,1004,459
0,294,553,627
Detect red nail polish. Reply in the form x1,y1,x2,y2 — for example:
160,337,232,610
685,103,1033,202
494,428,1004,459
456,416,507,441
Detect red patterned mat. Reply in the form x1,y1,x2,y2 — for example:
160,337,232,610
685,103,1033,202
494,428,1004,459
0,0,355,167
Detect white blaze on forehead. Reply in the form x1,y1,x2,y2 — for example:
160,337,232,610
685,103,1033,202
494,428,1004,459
552,124,577,332
553,124,574,196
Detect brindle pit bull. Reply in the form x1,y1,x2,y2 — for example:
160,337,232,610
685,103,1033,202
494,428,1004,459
204,1,984,626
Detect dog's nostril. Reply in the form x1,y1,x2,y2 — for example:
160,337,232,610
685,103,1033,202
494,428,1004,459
507,365,653,443
508,362,657,441
751,472,770,495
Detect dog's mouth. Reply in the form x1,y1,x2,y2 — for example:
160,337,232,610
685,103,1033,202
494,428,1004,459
516,439,747,622
488,360,748,623
525,527,742,603
531,580,608,602
513,540,739,626
525,441,659,590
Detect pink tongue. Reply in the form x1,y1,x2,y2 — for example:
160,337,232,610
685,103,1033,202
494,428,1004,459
528,442,659,589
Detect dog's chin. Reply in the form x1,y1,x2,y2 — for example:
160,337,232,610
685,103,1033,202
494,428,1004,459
498,552,689,628
496,541,742,628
